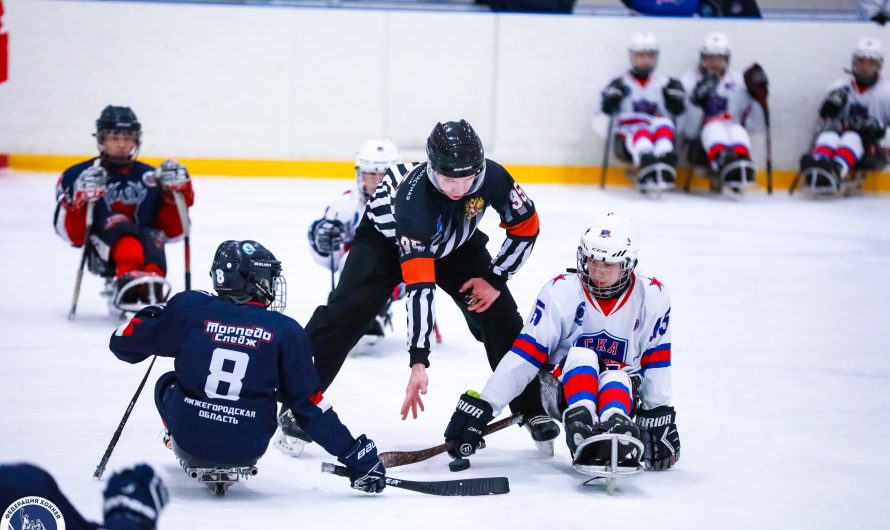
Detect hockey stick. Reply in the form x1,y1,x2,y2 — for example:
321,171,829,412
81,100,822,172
600,116,615,189
93,355,157,480
763,102,774,195
68,199,96,320
171,191,191,290
321,463,509,496
378,413,523,468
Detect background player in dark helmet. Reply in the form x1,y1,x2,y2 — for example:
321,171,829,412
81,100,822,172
53,105,194,312
280,119,559,457
1,462,167,530
109,240,386,494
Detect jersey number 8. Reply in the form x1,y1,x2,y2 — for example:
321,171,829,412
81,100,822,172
205,348,250,401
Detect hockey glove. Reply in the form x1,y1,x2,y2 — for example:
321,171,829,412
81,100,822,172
103,464,168,530
662,77,686,116
601,78,630,115
819,88,848,120
444,391,493,458
743,63,769,107
338,434,386,493
309,218,345,256
635,406,680,471
691,75,719,107
72,165,108,208
155,159,191,193
857,116,886,144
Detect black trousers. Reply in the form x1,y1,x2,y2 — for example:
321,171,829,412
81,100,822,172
305,218,545,417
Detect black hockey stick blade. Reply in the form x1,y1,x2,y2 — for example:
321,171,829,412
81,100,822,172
378,413,523,468
321,463,509,496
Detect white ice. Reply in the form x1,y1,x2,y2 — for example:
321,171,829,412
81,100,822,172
1,172,889,529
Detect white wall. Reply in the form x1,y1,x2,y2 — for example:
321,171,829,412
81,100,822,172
0,0,884,170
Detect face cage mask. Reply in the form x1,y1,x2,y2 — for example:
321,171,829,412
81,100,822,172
425,163,486,197
97,130,141,165
576,248,635,299
256,275,287,313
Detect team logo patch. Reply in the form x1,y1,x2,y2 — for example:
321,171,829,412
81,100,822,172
465,197,485,220
599,229,611,238
141,170,158,188
204,320,273,348
3,496,66,530
242,242,256,255
575,330,629,365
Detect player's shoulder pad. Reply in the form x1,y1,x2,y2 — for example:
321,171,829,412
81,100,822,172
636,271,671,303
61,158,99,183
540,269,580,297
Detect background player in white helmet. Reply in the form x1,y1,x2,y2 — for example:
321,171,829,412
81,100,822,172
600,32,686,190
680,32,768,191
799,37,890,193
444,213,680,473
308,139,402,340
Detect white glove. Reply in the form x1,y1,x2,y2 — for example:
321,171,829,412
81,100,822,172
72,166,108,208
156,159,191,192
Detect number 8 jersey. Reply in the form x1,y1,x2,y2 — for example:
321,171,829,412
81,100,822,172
481,270,673,416
109,290,357,465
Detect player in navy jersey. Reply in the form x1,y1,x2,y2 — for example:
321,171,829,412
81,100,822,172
300,120,558,454
108,240,385,494
0,462,167,530
53,105,194,311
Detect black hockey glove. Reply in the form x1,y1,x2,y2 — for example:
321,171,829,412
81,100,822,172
601,78,630,115
743,63,769,107
103,464,168,530
662,77,686,115
819,88,848,119
635,406,680,471
308,218,345,256
873,11,888,25
857,116,886,144
444,391,493,458
338,434,386,493
691,75,719,107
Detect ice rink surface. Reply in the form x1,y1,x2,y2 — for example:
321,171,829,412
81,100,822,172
2,172,889,529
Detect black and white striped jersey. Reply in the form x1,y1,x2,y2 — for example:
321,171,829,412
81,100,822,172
366,159,540,361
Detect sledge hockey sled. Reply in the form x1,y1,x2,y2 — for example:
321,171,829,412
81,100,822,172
573,433,643,495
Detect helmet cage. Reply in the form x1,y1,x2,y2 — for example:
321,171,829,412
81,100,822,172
576,247,636,299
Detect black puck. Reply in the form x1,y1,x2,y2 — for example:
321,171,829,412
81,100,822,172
449,458,470,472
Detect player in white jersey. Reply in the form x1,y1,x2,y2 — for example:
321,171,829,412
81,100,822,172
444,213,680,472
680,32,767,192
308,139,402,340
799,37,890,194
600,32,686,190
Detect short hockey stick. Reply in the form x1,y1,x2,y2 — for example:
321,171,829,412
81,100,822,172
93,355,157,480
321,463,509,496
172,191,191,290
68,200,95,320
378,413,523,468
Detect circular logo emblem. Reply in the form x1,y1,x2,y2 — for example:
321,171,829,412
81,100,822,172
242,243,256,255
141,170,158,188
3,496,66,530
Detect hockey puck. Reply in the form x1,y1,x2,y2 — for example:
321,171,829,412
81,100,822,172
449,458,470,472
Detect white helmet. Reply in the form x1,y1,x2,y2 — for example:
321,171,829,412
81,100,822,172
577,213,640,299
700,32,731,58
853,36,883,65
629,32,659,54
356,139,400,175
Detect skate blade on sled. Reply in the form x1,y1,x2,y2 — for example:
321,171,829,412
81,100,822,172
573,433,643,495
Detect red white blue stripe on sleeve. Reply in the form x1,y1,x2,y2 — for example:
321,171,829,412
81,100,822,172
510,333,549,368
309,391,332,413
641,343,671,373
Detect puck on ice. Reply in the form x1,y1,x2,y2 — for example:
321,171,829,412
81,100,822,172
449,458,470,472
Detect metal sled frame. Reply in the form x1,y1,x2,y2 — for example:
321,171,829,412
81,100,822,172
573,433,643,495
181,462,259,497
716,158,757,195
112,275,172,313
795,167,868,198
633,162,677,198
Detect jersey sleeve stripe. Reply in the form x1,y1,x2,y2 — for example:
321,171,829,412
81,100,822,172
501,211,540,238
309,391,332,413
510,342,547,368
400,257,436,286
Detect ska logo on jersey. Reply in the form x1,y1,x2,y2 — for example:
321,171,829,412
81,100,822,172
465,197,485,220
575,330,628,365
204,320,274,348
